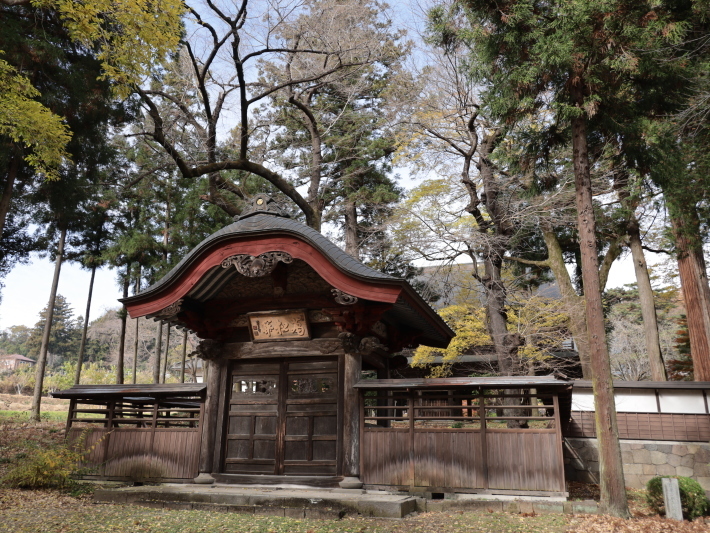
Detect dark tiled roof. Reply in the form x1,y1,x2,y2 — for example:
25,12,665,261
127,213,395,302
354,376,571,389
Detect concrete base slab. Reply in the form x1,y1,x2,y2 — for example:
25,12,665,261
94,484,417,519
93,484,596,518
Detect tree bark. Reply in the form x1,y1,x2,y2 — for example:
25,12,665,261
74,264,97,385
667,197,710,381
627,217,667,380
540,229,591,377
344,199,359,259
0,149,20,240
153,321,163,384
31,227,67,421
162,325,171,383
116,267,130,384
180,329,188,383
571,108,628,517
132,265,141,384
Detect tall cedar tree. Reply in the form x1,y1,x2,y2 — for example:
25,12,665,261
427,0,695,516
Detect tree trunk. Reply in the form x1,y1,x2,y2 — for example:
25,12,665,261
627,217,667,380
132,265,141,384
74,264,97,385
541,228,591,378
31,227,67,421
667,197,710,381
153,321,163,384
116,267,130,384
180,329,188,383
571,109,629,518
344,199,359,259
162,325,171,383
0,149,20,240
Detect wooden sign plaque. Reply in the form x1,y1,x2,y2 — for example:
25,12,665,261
248,310,310,342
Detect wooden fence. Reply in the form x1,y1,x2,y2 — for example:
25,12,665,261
67,397,202,481
360,389,566,496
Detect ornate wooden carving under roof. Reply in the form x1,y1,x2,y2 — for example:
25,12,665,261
221,251,293,277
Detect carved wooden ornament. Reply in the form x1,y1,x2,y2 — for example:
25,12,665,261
331,288,358,305
248,310,310,342
221,251,293,277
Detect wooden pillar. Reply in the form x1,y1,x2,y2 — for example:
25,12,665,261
194,357,226,484
340,351,363,489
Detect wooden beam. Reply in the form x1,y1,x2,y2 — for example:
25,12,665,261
221,339,345,359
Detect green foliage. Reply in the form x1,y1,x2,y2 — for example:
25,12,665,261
0,57,71,179
668,315,694,380
25,295,81,366
35,0,185,95
646,476,709,520
0,325,32,356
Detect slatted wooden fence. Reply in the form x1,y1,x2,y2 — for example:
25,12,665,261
361,389,566,495
67,398,202,481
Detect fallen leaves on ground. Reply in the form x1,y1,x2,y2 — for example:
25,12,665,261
0,490,708,533
569,514,709,533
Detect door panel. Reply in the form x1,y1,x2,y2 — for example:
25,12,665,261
223,358,339,476
223,364,279,474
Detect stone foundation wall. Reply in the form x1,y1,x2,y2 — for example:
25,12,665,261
564,438,710,492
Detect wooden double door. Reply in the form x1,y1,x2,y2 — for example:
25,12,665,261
223,358,340,476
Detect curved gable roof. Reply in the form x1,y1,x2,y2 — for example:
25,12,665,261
130,213,395,303
121,208,454,348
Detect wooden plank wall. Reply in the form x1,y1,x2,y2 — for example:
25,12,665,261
487,432,562,491
413,431,484,489
362,430,410,485
69,427,200,480
361,389,566,494
566,412,710,441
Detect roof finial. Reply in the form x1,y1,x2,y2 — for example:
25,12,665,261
236,194,291,221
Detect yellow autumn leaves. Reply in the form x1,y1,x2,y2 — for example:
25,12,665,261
412,297,570,375
2,0,184,178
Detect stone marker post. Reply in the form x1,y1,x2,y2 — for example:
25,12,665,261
662,477,684,521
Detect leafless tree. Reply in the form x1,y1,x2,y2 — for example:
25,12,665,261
135,0,408,230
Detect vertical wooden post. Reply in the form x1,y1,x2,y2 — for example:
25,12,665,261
552,393,566,493
340,351,363,489
66,399,76,434
479,389,489,489
408,390,415,490
195,357,225,484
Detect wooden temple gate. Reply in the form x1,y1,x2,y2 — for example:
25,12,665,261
54,195,572,495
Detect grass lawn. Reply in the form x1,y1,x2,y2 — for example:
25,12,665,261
0,410,67,422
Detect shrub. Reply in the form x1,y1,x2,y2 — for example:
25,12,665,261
1,445,83,489
646,475,709,520
1,430,98,490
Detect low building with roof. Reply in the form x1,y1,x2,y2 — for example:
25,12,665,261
0,353,36,372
